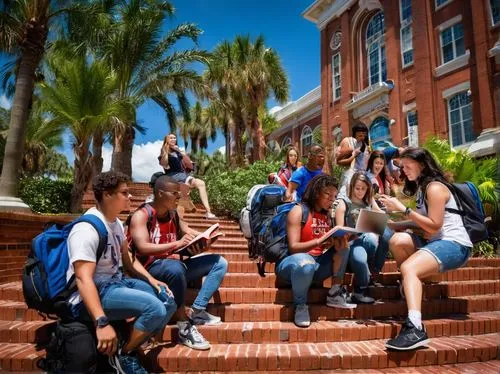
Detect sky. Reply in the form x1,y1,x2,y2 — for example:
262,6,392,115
0,0,321,181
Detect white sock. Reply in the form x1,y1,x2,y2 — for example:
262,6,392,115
408,309,422,330
177,320,189,331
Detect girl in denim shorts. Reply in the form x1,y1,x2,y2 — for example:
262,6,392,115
378,147,473,351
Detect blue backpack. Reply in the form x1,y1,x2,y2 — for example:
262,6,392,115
240,185,309,276
22,214,108,318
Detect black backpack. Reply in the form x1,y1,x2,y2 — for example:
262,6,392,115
425,181,488,244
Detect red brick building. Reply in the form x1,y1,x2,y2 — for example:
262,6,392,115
272,0,499,156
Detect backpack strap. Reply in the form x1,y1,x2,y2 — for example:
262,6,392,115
76,214,108,263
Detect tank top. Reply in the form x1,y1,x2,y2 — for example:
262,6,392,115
300,211,331,256
415,182,472,247
337,196,369,228
167,150,185,173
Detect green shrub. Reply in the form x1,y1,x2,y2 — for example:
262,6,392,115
19,177,72,214
191,161,280,218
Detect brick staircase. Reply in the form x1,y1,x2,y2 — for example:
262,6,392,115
0,182,498,372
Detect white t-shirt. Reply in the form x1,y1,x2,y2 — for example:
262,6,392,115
66,207,124,305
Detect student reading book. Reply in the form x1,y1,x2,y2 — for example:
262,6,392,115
128,175,227,351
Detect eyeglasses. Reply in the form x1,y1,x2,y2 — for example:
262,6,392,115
158,189,180,197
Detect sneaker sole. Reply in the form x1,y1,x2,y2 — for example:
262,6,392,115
385,338,430,351
326,302,357,309
294,322,311,328
190,318,222,326
179,337,211,351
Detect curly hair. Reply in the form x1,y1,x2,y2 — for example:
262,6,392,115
399,147,448,196
92,171,130,203
301,174,338,213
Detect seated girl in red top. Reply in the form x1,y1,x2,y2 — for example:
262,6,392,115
268,146,301,187
274,174,354,329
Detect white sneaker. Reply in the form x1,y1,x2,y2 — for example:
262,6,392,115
177,321,211,350
294,304,310,327
326,285,357,309
206,212,217,219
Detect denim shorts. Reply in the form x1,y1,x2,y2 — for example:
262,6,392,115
166,171,192,184
411,234,472,273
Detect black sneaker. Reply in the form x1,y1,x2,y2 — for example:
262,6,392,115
385,318,430,350
351,291,375,304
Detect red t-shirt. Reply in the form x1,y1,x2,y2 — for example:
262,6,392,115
300,211,331,256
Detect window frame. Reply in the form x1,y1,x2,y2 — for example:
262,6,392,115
332,52,342,101
488,0,500,27
281,137,292,149
439,22,465,65
300,126,313,155
446,90,474,147
435,0,453,11
400,0,413,68
366,11,387,86
406,110,419,147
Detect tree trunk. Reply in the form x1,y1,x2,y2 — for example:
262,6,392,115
223,124,230,165
232,112,245,166
70,140,93,213
0,52,42,197
190,136,198,154
91,132,104,179
111,126,134,178
250,115,264,163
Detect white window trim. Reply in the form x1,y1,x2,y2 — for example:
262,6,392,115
435,0,454,11
437,15,462,32
403,101,416,113
435,50,470,77
442,81,470,99
400,24,413,68
446,90,472,147
438,20,466,67
488,0,500,27
300,125,313,154
332,52,341,101
281,137,292,149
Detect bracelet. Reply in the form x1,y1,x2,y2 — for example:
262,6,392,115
404,207,412,216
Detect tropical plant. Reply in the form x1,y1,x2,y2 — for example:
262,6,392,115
72,0,210,177
423,137,498,215
39,54,134,212
0,0,90,202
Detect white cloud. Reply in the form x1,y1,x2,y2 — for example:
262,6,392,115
0,95,11,110
101,141,164,182
217,145,225,154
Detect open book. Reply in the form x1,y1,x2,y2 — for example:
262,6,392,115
325,208,389,238
175,223,223,257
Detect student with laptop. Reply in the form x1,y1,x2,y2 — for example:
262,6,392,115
333,171,391,304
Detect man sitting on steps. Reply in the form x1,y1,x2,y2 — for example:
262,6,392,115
68,171,175,374
128,175,228,351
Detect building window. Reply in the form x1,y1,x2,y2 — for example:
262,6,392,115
332,53,341,100
440,23,465,64
490,0,500,26
281,137,292,149
366,11,387,86
447,91,474,147
369,117,391,149
406,111,419,147
400,0,413,67
301,126,313,155
435,0,453,10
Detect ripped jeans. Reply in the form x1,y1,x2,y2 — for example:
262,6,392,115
275,247,350,305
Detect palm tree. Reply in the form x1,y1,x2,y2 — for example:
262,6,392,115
40,54,134,212
233,35,289,162
77,0,210,177
0,0,88,210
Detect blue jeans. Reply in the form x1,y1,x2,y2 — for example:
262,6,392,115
74,277,173,335
148,254,228,310
275,247,349,305
373,227,393,273
411,234,472,273
349,233,378,293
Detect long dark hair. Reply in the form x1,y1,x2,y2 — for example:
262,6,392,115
352,122,370,150
366,150,387,188
284,146,300,169
302,174,338,213
400,147,448,196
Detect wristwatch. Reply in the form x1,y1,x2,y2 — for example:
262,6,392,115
95,316,109,328
404,207,412,216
